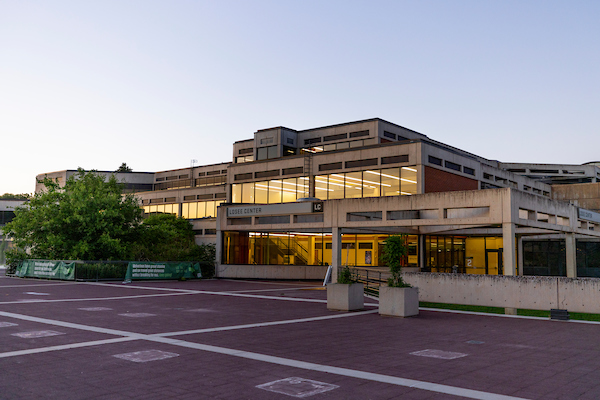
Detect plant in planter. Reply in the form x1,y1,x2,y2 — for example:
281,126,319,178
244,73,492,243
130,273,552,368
379,235,419,317
327,266,364,311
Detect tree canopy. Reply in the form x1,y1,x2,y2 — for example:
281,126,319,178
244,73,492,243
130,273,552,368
4,169,143,261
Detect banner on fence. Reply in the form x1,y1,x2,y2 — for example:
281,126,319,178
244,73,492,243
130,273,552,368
124,262,201,282
16,260,76,280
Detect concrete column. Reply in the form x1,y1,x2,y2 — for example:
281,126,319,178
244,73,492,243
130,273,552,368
502,222,516,276
517,236,524,276
331,227,342,283
215,211,223,278
565,233,577,278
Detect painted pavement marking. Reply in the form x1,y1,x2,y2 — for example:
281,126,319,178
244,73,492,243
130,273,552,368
157,310,379,337
78,307,113,311
0,321,18,327
0,309,529,400
0,292,193,305
224,287,322,294
11,330,65,338
23,292,50,295
0,337,137,359
410,349,469,360
0,282,75,289
113,349,179,363
256,377,339,398
118,313,156,318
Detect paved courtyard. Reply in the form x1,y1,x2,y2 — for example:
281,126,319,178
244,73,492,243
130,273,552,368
1,273,600,399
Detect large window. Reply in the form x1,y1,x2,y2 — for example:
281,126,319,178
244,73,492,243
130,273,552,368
232,178,309,204
142,203,180,217
181,200,224,219
314,166,418,200
222,232,418,267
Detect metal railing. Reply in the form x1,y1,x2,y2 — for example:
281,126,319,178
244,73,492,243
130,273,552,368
340,267,390,297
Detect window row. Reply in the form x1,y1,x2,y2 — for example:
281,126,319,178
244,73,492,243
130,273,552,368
182,200,224,219
232,177,310,204
302,138,378,154
142,200,224,219
315,167,418,200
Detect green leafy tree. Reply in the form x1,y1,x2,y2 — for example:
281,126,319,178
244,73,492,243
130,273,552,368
0,193,30,200
4,169,143,261
380,235,410,287
132,213,197,261
115,163,133,172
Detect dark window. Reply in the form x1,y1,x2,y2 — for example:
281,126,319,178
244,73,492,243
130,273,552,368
234,173,253,181
228,217,252,225
286,138,294,145
238,148,253,155
149,198,163,204
358,242,373,249
464,167,475,176
206,170,221,176
304,137,322,145
197,194,213,200
347,211,382,221
282,167,304,176
295,214,324,223
166,176,178,181
198,172,205,177
155,177,165,182
178,174,189,179
256,215,290,224
323,133,348,142
255,170,280,179
214,192,227,199
381,155,409,165
428,156,442,166
397,135,409,141
204,229,217,235
319,162,343,171
345,158,378,169
383,131,396,140
349,130,369,138
183,195,196,201
164,197,176,203
445,161,461,172
483,173,493,180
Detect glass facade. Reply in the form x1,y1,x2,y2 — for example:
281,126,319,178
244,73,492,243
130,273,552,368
143,200,223,219
302,138,378,154
143,203,180,217
315,166,417,200
232,177,310,204
222,232,418,267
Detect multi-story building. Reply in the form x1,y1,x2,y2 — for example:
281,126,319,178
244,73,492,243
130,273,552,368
35,118,600,280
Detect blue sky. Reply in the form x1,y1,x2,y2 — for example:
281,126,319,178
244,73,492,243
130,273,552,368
1,0,599,194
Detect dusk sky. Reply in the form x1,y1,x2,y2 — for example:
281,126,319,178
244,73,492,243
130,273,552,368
1,0,599,194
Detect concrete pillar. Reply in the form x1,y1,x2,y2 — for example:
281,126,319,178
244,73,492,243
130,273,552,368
565,233,577,278
517,236,524,276
502,222,516,276
215,210,223,278
331,227,342,283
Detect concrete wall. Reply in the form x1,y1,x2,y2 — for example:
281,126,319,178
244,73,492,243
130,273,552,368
217,264,328,280
403,272,600,314
553,182,600,212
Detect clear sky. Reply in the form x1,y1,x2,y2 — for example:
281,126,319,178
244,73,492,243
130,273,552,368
1,0,599,195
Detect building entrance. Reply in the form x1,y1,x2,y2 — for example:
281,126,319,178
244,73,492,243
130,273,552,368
485,248,503,275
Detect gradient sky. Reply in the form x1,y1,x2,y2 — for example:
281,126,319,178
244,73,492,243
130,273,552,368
1,0,599,194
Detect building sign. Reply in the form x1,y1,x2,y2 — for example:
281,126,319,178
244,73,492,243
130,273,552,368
579,208,600,224
227,201,321,218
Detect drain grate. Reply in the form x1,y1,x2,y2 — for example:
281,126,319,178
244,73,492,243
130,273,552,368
113,350,179,363
410,349,468,360
257,377,339,398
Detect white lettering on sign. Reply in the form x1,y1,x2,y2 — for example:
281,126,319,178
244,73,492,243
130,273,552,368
131,264,166,278
579,208,600,224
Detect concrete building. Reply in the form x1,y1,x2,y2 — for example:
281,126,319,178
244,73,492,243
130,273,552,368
35,118,600,280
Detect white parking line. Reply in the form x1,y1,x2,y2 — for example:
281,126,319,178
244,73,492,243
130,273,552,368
0,309,529,400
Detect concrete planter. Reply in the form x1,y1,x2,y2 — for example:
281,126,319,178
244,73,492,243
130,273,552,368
378,286,419,317
327,283,364,311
